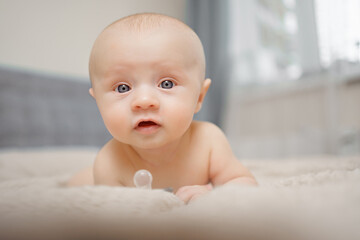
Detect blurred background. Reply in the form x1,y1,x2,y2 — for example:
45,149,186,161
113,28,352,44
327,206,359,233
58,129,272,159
0,0,359,159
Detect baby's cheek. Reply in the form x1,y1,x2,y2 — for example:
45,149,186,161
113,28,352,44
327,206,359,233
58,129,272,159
101,106,129,138
167,102,194,129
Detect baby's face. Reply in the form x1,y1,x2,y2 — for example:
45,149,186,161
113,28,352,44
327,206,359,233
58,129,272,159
90,26,209,149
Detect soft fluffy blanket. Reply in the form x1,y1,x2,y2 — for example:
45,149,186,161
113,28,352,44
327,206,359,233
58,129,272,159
0,148,359,240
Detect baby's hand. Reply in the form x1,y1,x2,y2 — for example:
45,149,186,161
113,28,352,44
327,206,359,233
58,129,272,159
175,184,212,204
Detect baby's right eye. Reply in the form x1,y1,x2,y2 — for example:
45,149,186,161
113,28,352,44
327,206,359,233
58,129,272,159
116,84,131,93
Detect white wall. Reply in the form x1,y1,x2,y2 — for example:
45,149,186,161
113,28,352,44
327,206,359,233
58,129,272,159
0,0,186,79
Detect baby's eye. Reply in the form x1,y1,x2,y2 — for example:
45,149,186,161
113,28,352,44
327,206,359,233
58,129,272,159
116,84,131,93
159,80,174,89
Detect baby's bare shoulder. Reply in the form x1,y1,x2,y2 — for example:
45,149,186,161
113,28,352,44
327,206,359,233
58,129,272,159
93,139,128,185
191,121,225,139
95,139,121,163
191,121,233,156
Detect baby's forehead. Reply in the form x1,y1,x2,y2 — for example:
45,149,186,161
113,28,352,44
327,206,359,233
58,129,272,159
98,26,200,65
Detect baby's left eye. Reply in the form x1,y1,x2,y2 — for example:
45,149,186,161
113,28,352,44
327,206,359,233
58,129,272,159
159,80,174,89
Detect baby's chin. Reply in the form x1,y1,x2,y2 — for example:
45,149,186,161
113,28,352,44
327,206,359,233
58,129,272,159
130,140,172,151
129,135,184,151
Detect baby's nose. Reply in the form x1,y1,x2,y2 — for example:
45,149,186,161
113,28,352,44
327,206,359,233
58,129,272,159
131,91,160,111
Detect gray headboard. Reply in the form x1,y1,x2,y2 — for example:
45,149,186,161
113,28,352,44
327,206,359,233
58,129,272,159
0,66,111,148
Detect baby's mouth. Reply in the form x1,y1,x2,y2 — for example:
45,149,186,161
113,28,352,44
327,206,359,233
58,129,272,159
138,121,158,127
135,120,161,134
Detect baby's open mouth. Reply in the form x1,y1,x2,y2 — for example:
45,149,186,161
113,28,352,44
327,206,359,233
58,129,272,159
135,120,161,134
137,121,158,127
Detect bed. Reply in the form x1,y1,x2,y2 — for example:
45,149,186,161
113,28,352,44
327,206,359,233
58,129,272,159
0,67,359,240
0,148,359,240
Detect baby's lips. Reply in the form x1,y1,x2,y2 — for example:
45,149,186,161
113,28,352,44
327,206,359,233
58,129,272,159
138,121,158,127
134,118,161,128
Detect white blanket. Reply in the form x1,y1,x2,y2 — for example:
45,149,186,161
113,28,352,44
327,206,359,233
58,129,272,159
0,148,359,240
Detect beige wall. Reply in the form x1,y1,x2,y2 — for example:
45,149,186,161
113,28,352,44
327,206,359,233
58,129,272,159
0,0,186,79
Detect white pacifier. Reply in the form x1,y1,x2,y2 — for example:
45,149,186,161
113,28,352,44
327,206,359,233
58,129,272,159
133,169,153,189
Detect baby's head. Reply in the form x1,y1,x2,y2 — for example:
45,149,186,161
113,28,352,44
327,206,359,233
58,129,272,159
88,13,211,149
89,13,207,86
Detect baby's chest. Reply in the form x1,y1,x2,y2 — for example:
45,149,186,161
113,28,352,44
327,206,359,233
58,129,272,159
152,155,210,191
123,149,210,191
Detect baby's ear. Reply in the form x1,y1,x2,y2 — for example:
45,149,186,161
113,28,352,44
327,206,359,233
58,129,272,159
195,78,211,113
89,88,95,98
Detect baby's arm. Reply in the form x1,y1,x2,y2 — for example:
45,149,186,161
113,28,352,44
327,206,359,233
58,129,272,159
208,124,257,187
93,140,125,186
67,166,94,186
176,123,256,203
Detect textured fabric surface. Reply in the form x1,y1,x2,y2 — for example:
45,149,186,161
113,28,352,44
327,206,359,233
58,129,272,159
0,148,359,240
0,66,111,148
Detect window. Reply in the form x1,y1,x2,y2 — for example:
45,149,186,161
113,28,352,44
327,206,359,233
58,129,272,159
315,0,360,66
229,0,360,86
229,0,300,85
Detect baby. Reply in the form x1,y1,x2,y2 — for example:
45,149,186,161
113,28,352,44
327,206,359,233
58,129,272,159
68,13,257,203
